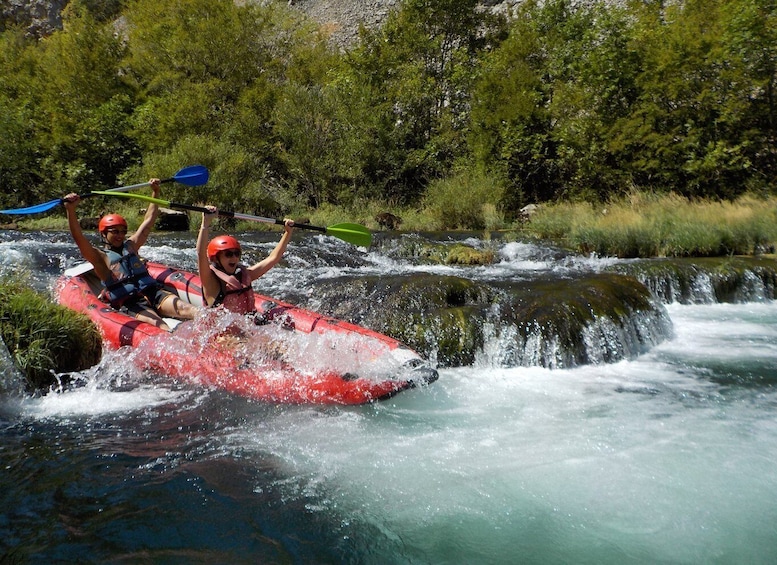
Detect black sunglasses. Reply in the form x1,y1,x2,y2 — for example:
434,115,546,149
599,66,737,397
221,249,241,258
106,228,127,234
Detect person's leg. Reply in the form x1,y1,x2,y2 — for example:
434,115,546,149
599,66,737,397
156,291,199,320
123,298,172,331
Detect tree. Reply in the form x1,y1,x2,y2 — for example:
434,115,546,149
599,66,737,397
611,0,774,198
344,0,506,203
34,2,136,190
471,0,645,209
718,0,777,194
123,0,278,150
0,28,45,209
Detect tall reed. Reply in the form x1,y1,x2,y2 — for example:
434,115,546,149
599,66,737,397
527,192,777,258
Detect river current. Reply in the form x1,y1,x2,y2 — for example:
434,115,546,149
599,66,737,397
1,230,776,564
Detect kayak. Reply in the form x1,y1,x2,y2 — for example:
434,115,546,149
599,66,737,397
55,262,438,404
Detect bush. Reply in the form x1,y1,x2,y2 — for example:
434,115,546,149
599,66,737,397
0,274,102,392
421,169,505,230
525,192,777,258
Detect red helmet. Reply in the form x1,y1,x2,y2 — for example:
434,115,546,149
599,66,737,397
207,235,241,261
98,214,128,233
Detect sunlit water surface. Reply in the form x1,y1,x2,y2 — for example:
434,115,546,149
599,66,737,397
1,231,776,563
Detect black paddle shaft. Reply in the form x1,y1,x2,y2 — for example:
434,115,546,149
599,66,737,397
166,201,327,233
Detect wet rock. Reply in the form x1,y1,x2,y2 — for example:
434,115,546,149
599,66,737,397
311,272,671,369
155,207,189,231
79,216,102,230
609,257,777,304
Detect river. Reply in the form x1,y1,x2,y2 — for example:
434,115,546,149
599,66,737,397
1,229,776,564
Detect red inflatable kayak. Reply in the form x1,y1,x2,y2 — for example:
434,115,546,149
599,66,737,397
55,262,437,404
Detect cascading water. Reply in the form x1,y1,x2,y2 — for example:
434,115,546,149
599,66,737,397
1,230,776,563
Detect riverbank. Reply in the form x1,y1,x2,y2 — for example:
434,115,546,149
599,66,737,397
522,192,777,258
0,274,101,392
6,191,777,259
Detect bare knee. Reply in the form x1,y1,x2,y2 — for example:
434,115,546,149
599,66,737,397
174,299,198,320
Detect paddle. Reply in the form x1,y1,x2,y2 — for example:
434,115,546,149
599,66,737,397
0,165,209,216
88,190,373,247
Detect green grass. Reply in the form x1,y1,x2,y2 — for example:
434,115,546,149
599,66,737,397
526,192,777,258
0,273,102,391
7,188,777,258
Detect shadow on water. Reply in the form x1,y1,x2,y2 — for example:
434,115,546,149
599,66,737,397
3,231,777,563
0,392,384,563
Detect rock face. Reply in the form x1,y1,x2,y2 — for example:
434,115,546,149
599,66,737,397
0,0,67,36
289,0,402,46
292,0,522,46
2,1,522,44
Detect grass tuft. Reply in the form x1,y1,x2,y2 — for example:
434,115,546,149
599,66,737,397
527,192,777,257
0,272,102,391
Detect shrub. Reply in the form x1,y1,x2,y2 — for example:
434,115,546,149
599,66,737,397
422,170,505,230
0,274,101,392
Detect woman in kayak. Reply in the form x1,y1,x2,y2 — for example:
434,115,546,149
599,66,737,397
63,179,199,331
196,206,294,314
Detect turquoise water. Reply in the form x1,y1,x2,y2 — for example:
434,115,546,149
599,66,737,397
2,232,777,563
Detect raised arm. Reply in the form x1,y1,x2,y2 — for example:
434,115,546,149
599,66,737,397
196,206,221,306
246,219,295,282
63,194,111,281
129,178,161,249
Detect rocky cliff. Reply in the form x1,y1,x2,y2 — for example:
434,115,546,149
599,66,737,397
0,0,67,36
2,0,520,46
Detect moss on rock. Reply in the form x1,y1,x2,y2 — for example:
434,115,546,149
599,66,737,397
444,244,495,265
610,256,777,303
311,272,670,368
377,237,496,266
0,274,102,392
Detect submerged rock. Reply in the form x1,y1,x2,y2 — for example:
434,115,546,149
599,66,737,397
610,257,777,304
311,272,671,369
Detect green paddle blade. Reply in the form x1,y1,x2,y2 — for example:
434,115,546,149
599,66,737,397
89,191,170,206
326,223,372,247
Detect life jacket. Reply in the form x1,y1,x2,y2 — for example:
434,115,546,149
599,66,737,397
208,264,255,314
99,242,160,307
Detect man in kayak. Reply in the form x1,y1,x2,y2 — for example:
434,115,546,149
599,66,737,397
196,206,294,314
63,179,199,331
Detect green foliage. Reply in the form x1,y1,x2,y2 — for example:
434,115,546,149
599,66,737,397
471,0,641,208
527,192,777,258
608,0,777,199
123,135,286,217
0,273,102,391
422,169,505,230
343,0,506,203
37,3,134,189
124,0,274,146
272,84,351,207
72,0,125,22
0,29,48,209
1,0,777,234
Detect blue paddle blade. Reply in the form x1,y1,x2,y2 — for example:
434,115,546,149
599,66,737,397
0,165,206,216
172,165,209,186
0,198,63,215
